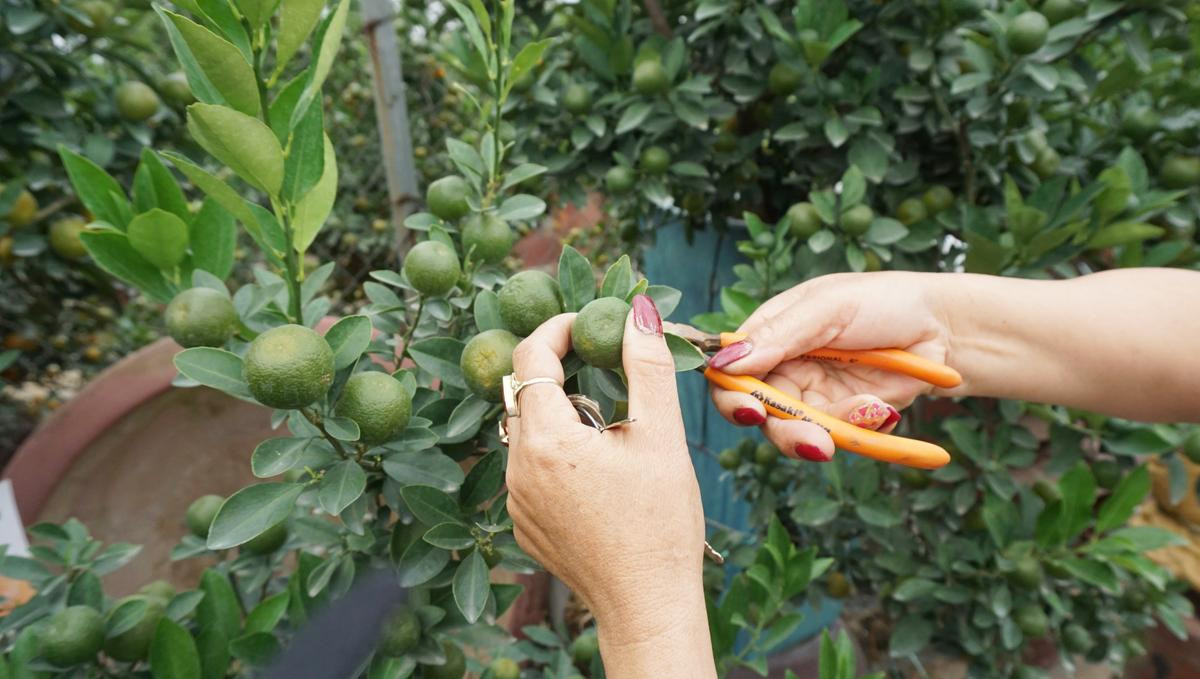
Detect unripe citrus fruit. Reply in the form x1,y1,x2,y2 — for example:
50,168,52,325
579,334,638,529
1063,623,1093,653
115,81,159,122
0,236,13,263
840,205,874,236
41,605,104,667
166,287,237,348
1092,459,1121,489
2,187,37,228
460,329,521,402
1182,429,1200,464
462,213,513,264
1033,479,1061,504
563,84,592,115
682,191,705,216
767,466,790,490
786,202,822,239
896,198,928,226
186,494,223,539
755,442,777,466
768,62,802,96
1007,556,1043,589
639,146,671,174
403,240,461,296
335,371,412,444
1161,155,1200,189
159,72,195,107
1032,147,1060,179
1041,0,1081,23
1007,12,1049,55
827,572,851,598
105,596,165,662
1015,604,1048,637
424,641,466,679
718,448,741,470
426,176,471,220
378,607,421,656
49,216,88,259
632,59,668,95
714,132,737,153
490,658,520,679
900,468,930,488
242,521,288,555
69,0,113,36
571,297,630,369
498,270,562,336
244,324,334,409
605,166,635,194
138,580,176,604
922,185,954,215
1121,107,1159,142
570,630,599,666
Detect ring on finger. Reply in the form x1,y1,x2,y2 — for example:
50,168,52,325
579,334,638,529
502,374,563,418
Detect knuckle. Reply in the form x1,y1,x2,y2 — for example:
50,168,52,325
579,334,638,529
511,341,537,371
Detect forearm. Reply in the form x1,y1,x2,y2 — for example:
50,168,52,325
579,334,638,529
936,268,1200,422
593,579,717,679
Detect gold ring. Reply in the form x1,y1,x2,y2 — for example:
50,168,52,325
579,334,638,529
502,374,562,418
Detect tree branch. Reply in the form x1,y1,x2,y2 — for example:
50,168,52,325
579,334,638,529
643,0,672,38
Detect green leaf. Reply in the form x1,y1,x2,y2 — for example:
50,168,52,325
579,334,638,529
839,165,866,207
228,632,280,666
397,539,449,587
617,102,653,134
823,116,848,148
58,145,131,228
324,417,360,441
452,550,490,623
1060,558,1118,592
644,285,681,318
324,315,371,370
473,290,503,331
127,209,190,270
500,163,548,191
291,135,338,254
160,9,260,116
1058,461,1096,542
107,597,150,638
251,437,323,477
197,570,241,639
244,591,289,635
274,0,325,76
206,483,303,550
599,255,633,299
317,461,367,515
173,348,254,400
400,485,462,526
288,0,351,129
1096,465,1149,534
460,450,504,507
1086,221,1163,250
855,499,901,527
132,149,191,222
422,523,476,550
865,217,907,245
282,99,325,205
152,619,202,679
892,578,937,602
235,0,278,30
888,615,932,657
1094,166,1132,223
188,104,285,197
665,333,706,371
408,338,466,389
161,152,262,244
507,39,553,97
190,199,235,279
557,245,595,312
79,231,174,303
496,194,546,222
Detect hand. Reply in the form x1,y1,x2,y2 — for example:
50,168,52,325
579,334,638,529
709,272,954,461
505,295,716,679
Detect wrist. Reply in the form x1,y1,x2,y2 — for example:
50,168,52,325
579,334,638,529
928,273,1030,399
591,575,716,679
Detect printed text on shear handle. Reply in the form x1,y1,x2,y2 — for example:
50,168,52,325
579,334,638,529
749,390,832,433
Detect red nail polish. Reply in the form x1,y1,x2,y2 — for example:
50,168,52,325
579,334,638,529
631,294,662,336
733,408,765,426
882,407,901,429
710,340,752,370
794,443,831,462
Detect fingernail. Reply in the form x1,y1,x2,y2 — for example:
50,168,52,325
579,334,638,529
631,295,662,336
882,407,901,429
794,443,832,462
710,340,752,370
848,401,890,430
733,407,765,426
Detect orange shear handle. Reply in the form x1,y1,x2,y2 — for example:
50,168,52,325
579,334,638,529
703,368,951,469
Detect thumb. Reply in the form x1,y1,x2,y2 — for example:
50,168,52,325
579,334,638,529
709,293,848,376
621,294,681,422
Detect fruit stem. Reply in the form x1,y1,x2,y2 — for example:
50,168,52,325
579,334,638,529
399,297,424,362
302,408,351,459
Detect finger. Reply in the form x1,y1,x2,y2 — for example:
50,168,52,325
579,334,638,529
763,417,836,462
824,394,902,432
507,313,582,443
622,295,682,423
709,285,854,376
709,386,767,427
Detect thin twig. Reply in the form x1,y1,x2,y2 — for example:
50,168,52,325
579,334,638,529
642,0,673,38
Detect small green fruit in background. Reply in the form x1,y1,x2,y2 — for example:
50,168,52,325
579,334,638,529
335,372,412,444
460,329,521,402
49,216,88,259
462,213,514,264
105,596,165,661
498,270,562,336
138,580,176,604
767,62,802,96
1,186,37,228
571,297,630,369
785,202,822,239
755,442,777,466
1032,146,1061,179
243,324,335,409
68,0,113,37
186,494,224,538
242,521,288,555
423,640,466,679
1161,155,1200,189
896,198,928,226
1041,0,1081,24
632,58,668,95
41,606,104,667
840,204,874,236
1120,107,1159,142
570,629,599,666
378,607,421,657
1015,604,1048,637
1033,479,1061,504
403,240,461,296
160,72,195,107
605,166,635,194
718,448,741,470
115,81,160,122
922,185,954,215
490,658,521,679
425,175,471,220
1091,459,1121,490
165,287,237,348
1007,11,1049,55
639,146,671,174
563,83,592,115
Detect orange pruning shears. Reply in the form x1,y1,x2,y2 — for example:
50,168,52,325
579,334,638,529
665,323,963,470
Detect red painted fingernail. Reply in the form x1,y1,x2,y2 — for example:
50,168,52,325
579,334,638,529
848,401,889,429
733,407,765,426
794,443,832,462
709,340,752,370
631,295,662,336
882,407,901,429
